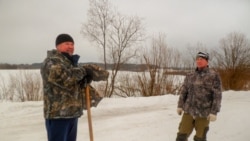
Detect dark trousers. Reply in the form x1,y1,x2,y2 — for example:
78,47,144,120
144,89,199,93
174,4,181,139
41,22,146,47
45,118,78,141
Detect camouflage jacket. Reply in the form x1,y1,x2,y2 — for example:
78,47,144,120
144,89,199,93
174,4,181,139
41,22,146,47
40,50,109,119
177,67,222,117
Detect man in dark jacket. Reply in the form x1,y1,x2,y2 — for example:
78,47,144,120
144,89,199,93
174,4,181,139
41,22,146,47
40,33,94,141
176,52,222,141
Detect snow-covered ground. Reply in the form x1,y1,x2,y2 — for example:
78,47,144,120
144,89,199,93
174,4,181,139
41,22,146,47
0,90,249,141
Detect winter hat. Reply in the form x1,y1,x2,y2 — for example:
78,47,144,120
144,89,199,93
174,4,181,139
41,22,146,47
196,51,209,60
55,34,74,46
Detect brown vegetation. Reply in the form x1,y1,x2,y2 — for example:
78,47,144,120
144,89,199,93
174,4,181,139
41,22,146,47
212,32,250,90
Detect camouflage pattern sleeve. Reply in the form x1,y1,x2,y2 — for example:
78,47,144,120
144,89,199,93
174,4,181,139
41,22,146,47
80,85,103,110
178,75,189,108
210,73,222,115
79,64,108,110
82,64,109,81
47,59,86,90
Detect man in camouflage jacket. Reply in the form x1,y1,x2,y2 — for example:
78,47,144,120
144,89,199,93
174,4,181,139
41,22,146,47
176,52,222,141
40,34,108,141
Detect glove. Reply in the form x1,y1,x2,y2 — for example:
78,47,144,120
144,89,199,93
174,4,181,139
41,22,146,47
177,108,183,115
207,114,217,122
84,68,93,84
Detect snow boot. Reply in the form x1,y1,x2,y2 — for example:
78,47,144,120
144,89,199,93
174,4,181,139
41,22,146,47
176,133,188,141
194,136,206,141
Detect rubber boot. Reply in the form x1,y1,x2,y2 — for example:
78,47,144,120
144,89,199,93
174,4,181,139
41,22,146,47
176,133,188,141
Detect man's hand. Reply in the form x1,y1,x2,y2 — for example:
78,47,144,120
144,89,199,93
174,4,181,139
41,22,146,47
207,114,217,122
82,64,109,81
177,108,183,115
84,68,93,84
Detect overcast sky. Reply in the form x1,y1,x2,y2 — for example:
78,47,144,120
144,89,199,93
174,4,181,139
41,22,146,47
0,0,249,64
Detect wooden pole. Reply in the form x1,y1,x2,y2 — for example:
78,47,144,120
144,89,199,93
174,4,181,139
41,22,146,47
86,85,94,141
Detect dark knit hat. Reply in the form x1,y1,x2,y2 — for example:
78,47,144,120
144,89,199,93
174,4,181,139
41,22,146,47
55,34,74,46
196,51,209,60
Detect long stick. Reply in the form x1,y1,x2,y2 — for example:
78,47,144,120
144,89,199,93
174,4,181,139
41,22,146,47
86,85,94,141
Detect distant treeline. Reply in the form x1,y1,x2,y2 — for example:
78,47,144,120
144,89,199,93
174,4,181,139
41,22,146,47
0,63,152,72
0,63,189,74
0,63,42,69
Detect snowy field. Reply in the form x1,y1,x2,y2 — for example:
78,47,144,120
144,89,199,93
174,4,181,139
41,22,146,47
0,90,250,141
0,70,249,141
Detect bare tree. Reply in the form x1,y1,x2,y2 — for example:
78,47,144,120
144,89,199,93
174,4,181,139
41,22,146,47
9,71,25,101
81,0,114,70
0,74,10,100
137,34,182,96
11,70,42,101
81,0,145,97
105,14,144,97
114,72,140,97
0,70,43,102
213,32,250,90
22,71,42,101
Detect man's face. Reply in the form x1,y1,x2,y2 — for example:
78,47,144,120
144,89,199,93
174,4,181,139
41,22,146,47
196,57,208,68
56,42,74,55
